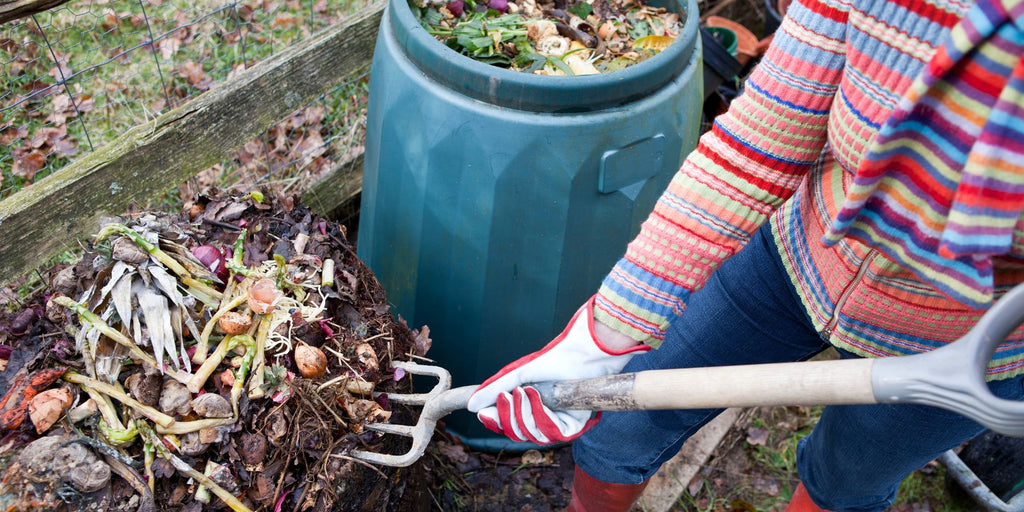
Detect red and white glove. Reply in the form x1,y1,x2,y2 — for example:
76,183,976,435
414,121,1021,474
467,296,650,444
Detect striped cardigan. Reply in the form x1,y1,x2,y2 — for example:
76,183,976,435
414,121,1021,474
595,0,1024,377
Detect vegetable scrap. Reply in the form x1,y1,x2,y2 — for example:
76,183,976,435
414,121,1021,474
411,0,685,74
0,194,431,511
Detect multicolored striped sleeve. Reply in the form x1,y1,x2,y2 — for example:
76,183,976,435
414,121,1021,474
594,0,852,346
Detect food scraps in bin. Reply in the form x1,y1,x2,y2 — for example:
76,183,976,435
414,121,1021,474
410,0,685,74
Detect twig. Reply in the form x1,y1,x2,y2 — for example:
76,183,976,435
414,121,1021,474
328,453,388,478
403,353,437,362
310,390,347,428
201,218,243,231
360,332,390,343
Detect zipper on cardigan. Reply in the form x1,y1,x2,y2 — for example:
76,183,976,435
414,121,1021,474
823,249,877,338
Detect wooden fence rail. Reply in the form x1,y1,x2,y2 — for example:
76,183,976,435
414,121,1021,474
0,1,384,287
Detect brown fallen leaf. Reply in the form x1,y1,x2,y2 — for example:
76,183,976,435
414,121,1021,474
746,427,770,446
12,150,46,179
437,441,469,463
687,474,704,496
412,325,432,356
28,387,72,434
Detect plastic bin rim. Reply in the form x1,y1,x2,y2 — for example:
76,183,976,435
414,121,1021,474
387,0,699,112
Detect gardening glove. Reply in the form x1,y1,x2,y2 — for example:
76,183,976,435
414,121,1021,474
467,296,651,444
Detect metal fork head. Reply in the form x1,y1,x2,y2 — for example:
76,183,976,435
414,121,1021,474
348,360,474,467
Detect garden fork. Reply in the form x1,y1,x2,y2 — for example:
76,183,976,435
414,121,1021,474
351,281,1024,467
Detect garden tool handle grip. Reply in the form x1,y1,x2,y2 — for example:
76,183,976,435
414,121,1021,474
871,281,1024,437
531,282,1024,437
529,358,877,411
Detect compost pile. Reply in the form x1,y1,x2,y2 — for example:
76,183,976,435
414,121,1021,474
0,194,431,512
411,0,684,74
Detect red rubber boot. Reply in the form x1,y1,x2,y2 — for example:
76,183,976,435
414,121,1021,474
785,482,832,512
563,465,649,512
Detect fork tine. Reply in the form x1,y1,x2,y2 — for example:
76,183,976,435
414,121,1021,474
344,363,477,467
384,393,435,405
379,362,453,405
364,423,416,436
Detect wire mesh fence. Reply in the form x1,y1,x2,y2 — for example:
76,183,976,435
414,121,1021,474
1,0,372,202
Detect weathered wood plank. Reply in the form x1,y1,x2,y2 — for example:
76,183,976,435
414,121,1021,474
1,0,69,24
302,151,364,221
0,1,384,287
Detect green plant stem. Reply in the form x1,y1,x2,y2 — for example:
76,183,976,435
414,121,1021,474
195,282,247,364
194,288,246,364
154,417,235,435
143,438,156,492
247,317,271,400
83,387,126,431
188,334,235,393
65,371,175,428
225,228,251,276
228,333,257,417
99,418,139,445
138,422,252,512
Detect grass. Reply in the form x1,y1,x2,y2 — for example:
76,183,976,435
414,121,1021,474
1,0,372,201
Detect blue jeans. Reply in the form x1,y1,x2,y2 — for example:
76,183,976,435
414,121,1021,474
573,224,1024,511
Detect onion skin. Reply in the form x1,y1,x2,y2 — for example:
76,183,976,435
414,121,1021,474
446,0,464,16
294,343,327,379
487,0,507,13
218,312,252,335
247,278,283,315
192,245,228,282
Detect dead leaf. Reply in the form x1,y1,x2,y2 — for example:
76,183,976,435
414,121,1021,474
177,61,212,90
412,325,432,356
13,150,47,179
28,387,72,434
273,13,301,28
438,441,469,463
101,12,119,30
290,130,326,164
751,475,780,496
152,458,175,479
159,37,181,60
341,269,358,293
76,94,95,113
520,449,547,465
52,137,79,157
45,49,73,80
687,474,704,496
746,427,770,446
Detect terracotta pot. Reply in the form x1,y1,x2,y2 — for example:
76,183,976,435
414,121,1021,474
705,16,759,66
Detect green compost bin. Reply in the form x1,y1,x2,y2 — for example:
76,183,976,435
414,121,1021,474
358,0,703,451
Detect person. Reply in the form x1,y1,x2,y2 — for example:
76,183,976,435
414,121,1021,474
466,0,1024,508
